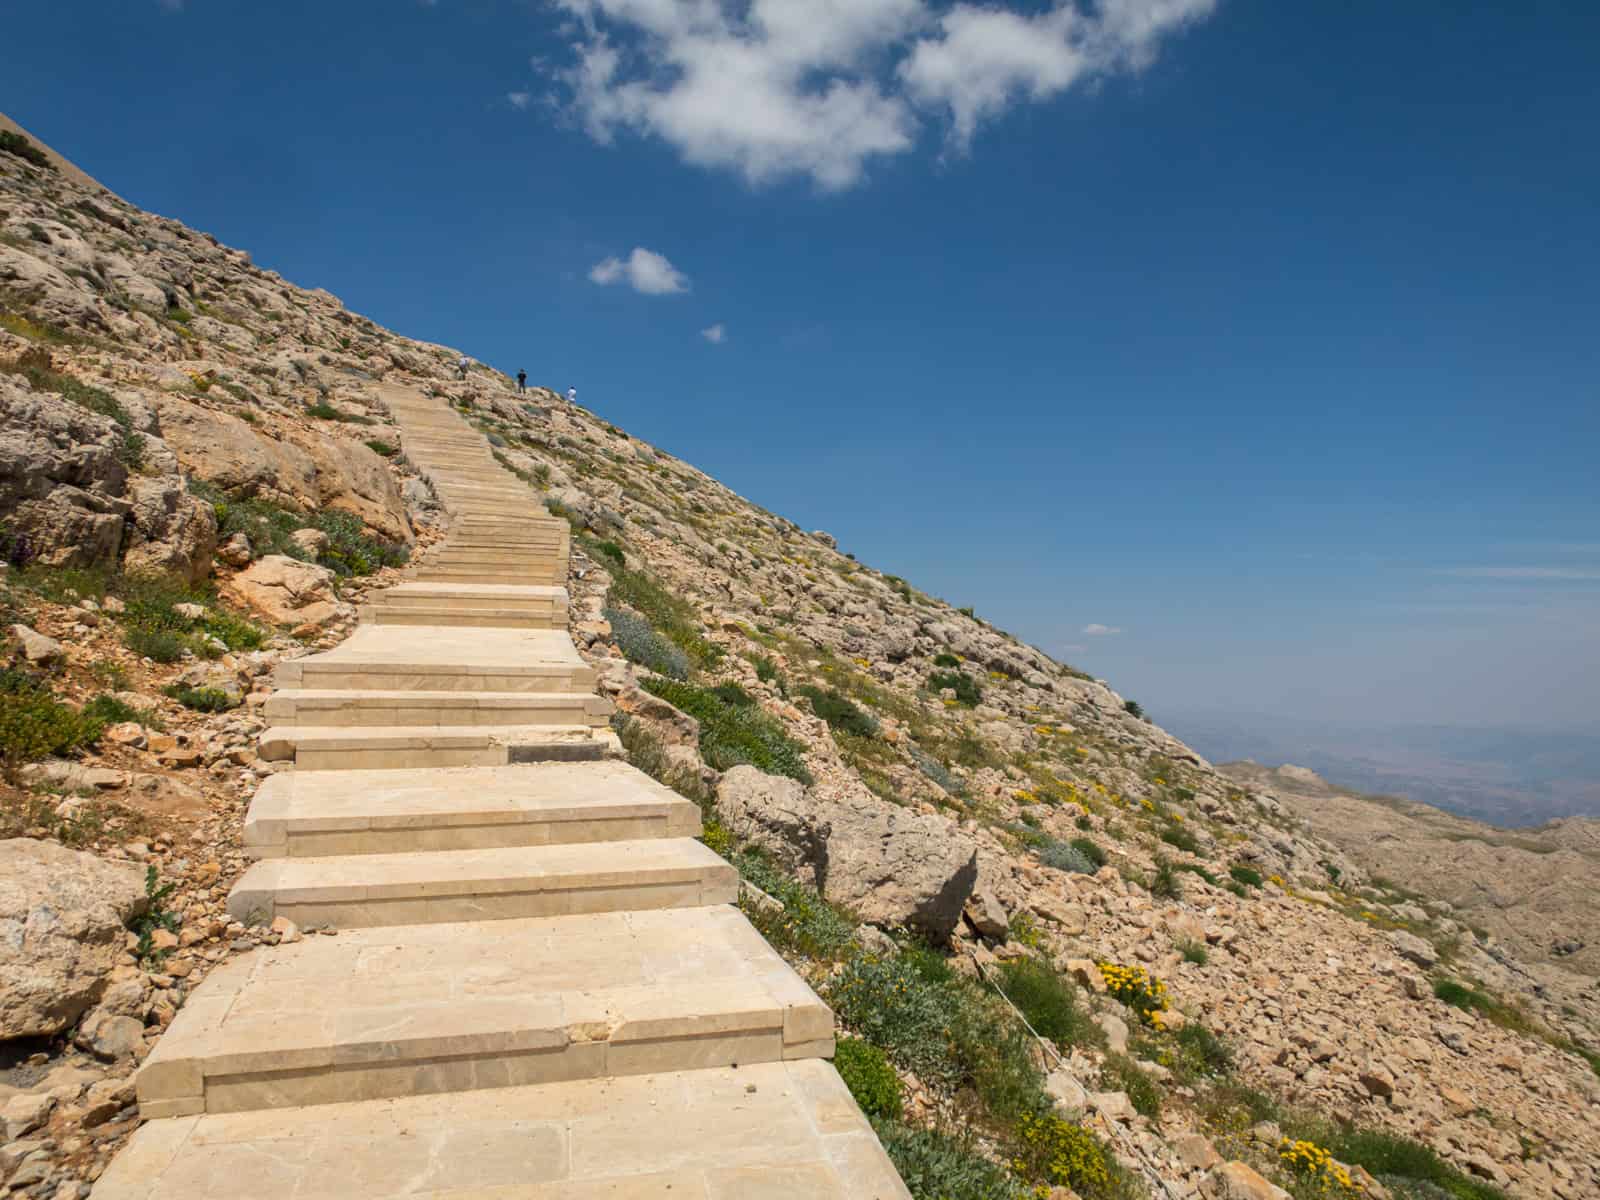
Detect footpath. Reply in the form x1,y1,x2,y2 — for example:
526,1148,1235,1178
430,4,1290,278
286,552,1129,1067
93,381,910,1199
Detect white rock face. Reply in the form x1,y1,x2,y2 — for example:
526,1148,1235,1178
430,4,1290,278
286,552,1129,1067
716,765,979,939
0,839,147,1040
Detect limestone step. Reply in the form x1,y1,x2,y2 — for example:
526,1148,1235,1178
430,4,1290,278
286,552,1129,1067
227,837,736,928
241,761,701,859
135,906,835,1119
364,605,564,628
412,569,565,586
275,626,595,693
264,689,611,729
258,724,619,770
369,582,566,610
98,1059,911,1200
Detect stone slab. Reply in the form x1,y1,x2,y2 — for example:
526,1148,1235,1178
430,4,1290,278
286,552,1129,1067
227,837,736,926
99,1060,909,1200
136,907,834,1116
242,761,702,858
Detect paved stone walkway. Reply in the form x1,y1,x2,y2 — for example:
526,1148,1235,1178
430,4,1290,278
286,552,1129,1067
94,384,910,1198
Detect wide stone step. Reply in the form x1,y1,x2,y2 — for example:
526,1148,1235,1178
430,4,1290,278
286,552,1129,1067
364,605,564,628
412,569,565,586
242,761,702,859
227,838,736,928
135,907,835,1118
98,1059,911,1200
372,582,564,606
264,689,611,728
258,724,618,770
275,626,594,693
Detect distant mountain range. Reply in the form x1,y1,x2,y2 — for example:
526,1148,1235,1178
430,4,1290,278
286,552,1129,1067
1162,710,1600,827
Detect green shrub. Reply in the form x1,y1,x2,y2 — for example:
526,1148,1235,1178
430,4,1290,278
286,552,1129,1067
1070,836,1107,868
607,559,723,668
1178,938,1209,965
123,627,186,664
1040,840,1098,874
1123,699,1145,719
927,671,981,706
734,851,858,961
1160,822,1199,853
908,744,963,796
0,671,105,766
752,654,780,684
606,606,689,680
1014,1112,1116,1195
932,652,961,668
364,439,398,457
164,685,237,713
828,952,1045,1122
81,694,162,730
1318,1128,1505,1200
708,682,753,707
1229,864,1263,888
872,1121,1025,1200
993,958,1101,1048
642,677,811,783
1,355,130,428
1150,856,1184,900
833,1038,903,1120
827,955,968,1086
590,539,626,566
1100,1052,1161,1118
796,685,879,737
0,130,53,169
1176,861,1220,886
313,510,408,576
1171,1022,1233,1079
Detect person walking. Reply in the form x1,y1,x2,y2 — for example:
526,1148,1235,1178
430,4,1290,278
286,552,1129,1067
456,354,470,379
516,369,527,393
566,386,577,406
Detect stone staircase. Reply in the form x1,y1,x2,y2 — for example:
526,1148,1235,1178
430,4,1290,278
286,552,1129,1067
93,383,911,1199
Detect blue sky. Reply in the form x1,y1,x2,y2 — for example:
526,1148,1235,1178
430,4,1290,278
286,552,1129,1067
6,0,1598,732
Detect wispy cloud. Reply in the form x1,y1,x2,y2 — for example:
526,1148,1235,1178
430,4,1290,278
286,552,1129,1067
507,91,532,110
547,0,1214,190
1082,623,1123,636
700,323,727,344
588,247,689,295
1439,567,1600,581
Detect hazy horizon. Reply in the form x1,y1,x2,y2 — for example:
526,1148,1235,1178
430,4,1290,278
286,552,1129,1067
1162,708,1600,828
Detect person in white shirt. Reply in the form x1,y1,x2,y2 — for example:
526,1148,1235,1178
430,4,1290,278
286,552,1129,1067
456,355,470,379
566,387,577,405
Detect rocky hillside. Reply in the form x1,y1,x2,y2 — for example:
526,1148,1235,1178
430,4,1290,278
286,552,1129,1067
1219,761,1600,979
2,116,1597,1200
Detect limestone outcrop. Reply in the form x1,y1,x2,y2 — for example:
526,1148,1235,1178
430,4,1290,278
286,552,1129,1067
0,839,147,1040
717,765,979,939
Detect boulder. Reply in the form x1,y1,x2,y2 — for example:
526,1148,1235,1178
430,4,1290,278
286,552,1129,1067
0,839,147,1040
716,766,979,940
1390,930,1437,969
217,530,253,567
10,623,63,665
0,381,128,570
221,554,339,627
1201,1162,1292,1200
120,474,217,584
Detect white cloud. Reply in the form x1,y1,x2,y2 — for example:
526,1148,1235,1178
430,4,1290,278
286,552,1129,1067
1082,623,1123,636
1440,567,1600,581
588,247,690,294
701,322,727,343
548,0,1215,188
507,91,532,110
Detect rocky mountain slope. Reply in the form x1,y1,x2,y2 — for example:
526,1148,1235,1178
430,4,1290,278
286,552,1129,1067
1219,761,1600,980
2,116,1597,1200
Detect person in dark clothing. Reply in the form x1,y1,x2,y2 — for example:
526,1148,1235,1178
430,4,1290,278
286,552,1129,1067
516,369,527,393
